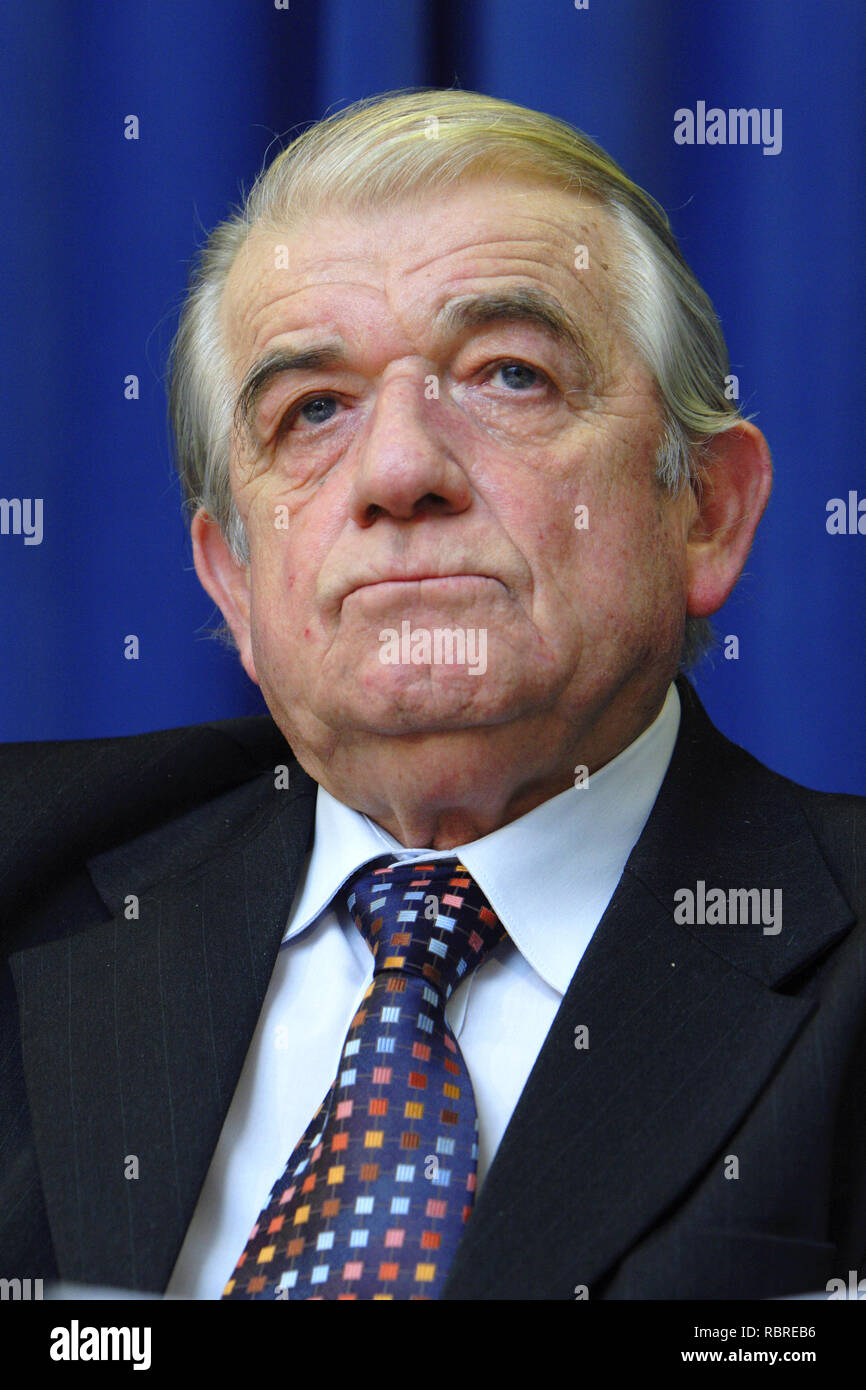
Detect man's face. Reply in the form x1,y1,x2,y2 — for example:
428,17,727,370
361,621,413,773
217,179,691,762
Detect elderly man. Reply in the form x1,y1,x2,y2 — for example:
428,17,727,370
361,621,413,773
1,89,864,1303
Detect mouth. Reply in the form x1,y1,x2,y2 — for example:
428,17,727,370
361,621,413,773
344,574,503,603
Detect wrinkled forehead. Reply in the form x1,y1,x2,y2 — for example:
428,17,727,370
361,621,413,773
219,180,628,372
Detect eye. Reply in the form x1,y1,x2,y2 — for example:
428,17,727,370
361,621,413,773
278,393,342,435
488,360,549,392
296,395,339,426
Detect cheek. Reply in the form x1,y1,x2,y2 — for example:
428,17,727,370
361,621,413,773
533,464,666,594
245,534,312,675
244,481,325,602
556,471,683,633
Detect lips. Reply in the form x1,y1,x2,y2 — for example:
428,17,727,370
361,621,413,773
359,572,489,584
345,572,496,595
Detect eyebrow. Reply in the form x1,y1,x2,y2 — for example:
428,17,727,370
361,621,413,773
436,287,594,375
235,341,350,438
233,286,594,440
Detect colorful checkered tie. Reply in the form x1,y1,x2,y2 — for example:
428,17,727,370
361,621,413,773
222,857,506,1300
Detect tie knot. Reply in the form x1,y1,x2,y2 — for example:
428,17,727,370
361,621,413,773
344,858,506,1000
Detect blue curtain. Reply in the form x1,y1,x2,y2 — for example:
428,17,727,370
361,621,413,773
2,0,863,792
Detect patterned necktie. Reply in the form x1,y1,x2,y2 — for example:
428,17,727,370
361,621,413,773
222,857,506,1300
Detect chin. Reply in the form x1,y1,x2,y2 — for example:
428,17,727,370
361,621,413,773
321,667,522,736
341,693,498,737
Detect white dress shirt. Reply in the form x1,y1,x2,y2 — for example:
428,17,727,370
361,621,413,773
166,682,681,1298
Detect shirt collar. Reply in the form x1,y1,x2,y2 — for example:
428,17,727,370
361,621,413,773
284,682,681,995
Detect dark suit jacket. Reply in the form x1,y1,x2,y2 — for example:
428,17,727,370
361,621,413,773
2,676,865,1300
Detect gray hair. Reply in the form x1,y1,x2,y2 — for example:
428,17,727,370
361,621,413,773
169,88,746,669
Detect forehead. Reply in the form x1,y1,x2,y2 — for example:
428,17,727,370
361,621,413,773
220,178,624,370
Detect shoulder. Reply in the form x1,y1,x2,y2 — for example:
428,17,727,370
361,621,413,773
677,675,866,811
674,675,866,905
788,782,866,897
0,714,294,791
0,716,307,909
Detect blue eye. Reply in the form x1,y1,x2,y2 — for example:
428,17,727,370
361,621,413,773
297,395,339,425
495,362,543,390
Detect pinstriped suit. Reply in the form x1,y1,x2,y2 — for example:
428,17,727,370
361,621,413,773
2,676,865,1298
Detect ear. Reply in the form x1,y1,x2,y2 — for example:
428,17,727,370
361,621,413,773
685,420,773,618
190,507,259,686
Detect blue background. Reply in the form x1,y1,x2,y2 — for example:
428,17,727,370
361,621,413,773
1,0,863,791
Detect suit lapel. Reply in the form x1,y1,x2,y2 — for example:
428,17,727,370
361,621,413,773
9,766,316,1293
442,680,855,1299
7,683,856,1298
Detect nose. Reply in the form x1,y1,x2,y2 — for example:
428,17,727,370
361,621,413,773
348,370,472,526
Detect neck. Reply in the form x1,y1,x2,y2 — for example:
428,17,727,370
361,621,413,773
290,681,671,849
